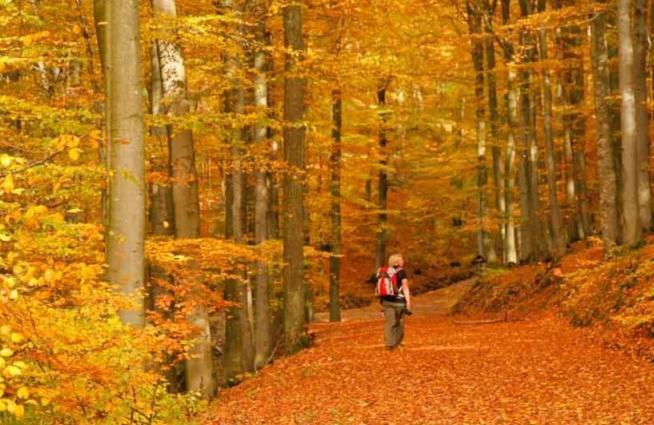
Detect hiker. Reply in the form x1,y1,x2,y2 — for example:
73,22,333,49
376,253,412,350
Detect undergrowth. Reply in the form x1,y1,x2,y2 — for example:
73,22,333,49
452,236,654,342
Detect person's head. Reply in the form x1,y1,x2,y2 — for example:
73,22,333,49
388,253,404,268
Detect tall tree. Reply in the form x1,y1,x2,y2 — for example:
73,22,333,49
375,83,390,270
222,0,255,380
591,4,620,250
500,0,518,264
634,0,652,230
329,88,342,322
467,0,488,261
618,0,643,245
253,0,272,370
483,0,502,263
538,25,565,258
283,0,308,353
152,0,214,398
106,0,145,327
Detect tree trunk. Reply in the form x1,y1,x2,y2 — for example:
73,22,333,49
93,0,110,245
106,0,145,327
153,0,213,398
618,0,643,245
467,2,488,261
329,89,342,322
253,4,272,370
375,86,389,270
501,0,518,265
283,1,307,354
591,8,620,250
634,0,652,230
149,42,175,236
220,0,255,379
559,22,590,241
538,28,565,258
483,1,502,263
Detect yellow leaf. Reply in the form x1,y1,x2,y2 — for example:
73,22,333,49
68,148,81,161
10,333,23,344
0,326,9,336
1,174,14,194
0,358,5,369
14,403,24,418
8,290,18,301
0,348,13,358
0,399,6,412
17,387,29,399
4,365,21,377
40,397,50,406
44,269,56,283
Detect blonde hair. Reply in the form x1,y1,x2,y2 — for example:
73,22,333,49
388,253,403,267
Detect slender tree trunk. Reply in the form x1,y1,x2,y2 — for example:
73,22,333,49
147,38,181,391
483,1,502,263
153,0,213,398
329,89,342,322
107,0,145,327
468,2,488,261
253,5,271,370
283,1,307,354
618,0,643,245
501,0,518,264
93,0,110,246
538,28,565,258
149,42,175,236
591,8,620,250
375,86,389,270
634,0,652,230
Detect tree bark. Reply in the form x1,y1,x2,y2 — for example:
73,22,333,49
500,0,518,264
93,0,110,246
221,0,254,379
483,0,502,263
283,1,307,354
591,7,620,250
634,0,652,230
107,0,145,327
538,28,565,258
618,0,643,245
329,89,342,322
467,1,488,261
375,86,389,270
253,3,272,370
152,0,214,398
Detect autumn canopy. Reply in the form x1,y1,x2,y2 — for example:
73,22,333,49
2,0,654,423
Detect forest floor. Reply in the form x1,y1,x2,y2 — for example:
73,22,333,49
205,279,654,424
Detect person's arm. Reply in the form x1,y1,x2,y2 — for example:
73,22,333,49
402,278,411,310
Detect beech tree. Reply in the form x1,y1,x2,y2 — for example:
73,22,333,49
106,0,145,327
283,0,307,353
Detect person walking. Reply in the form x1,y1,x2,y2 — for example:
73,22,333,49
376,253,411,350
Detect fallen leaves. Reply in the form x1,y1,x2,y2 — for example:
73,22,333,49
205,293,654,424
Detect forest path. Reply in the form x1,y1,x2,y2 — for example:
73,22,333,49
205,280,654,424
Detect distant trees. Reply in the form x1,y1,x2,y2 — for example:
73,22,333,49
463,0,654,261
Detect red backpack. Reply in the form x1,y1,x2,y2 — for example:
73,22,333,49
376,266,401,297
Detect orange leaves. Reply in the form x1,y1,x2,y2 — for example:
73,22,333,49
207,302,654,424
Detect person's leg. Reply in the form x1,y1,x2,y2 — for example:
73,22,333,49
383,301,395,349
395,308,405,346
391,303,405,347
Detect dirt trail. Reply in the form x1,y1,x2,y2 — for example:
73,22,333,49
206,280,654,424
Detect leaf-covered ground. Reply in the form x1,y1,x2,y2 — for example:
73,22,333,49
205,281,654,424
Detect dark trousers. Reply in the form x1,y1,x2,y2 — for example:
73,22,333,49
382,300,406,348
